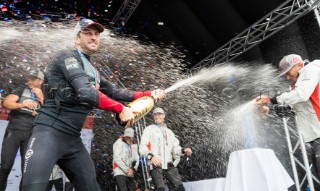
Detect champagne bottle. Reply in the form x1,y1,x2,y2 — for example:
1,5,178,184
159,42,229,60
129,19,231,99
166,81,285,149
116,96,155,126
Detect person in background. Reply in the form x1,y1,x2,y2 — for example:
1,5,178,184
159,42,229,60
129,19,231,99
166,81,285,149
21,18,165,191
113,128,139,191
0,70,44,191
256,54,320,178
46,165,63,191
65,178,74,191
139,107,192,191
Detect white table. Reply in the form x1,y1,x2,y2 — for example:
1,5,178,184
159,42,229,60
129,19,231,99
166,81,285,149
224,148,294,191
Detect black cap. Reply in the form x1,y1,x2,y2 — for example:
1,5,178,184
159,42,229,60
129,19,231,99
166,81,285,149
74,18,104,35
28,70,44,80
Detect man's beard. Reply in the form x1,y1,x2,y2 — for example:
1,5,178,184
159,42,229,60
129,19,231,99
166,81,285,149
82,44,99,55
85,48,97,55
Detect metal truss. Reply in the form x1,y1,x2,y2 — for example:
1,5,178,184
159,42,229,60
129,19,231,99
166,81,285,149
134,119,152,190
190,0,320,72
110,0,142,29
283,116,320,191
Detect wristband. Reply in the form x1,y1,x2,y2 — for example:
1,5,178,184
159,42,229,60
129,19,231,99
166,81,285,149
147,153,154,160
270,95,278,104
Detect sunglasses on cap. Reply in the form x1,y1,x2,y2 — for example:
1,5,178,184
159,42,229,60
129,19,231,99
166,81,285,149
27,76,40,80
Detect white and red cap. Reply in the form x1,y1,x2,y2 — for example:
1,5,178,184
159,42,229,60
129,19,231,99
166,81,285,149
278,54,303,76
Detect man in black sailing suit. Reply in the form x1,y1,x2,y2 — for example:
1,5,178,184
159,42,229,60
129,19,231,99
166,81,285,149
21,19,165,191
0,70,44,191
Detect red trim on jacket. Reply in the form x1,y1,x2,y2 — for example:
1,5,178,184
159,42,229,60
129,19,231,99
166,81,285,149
134,91,151,100
113,163,118,169
98,91,123,113
147,142,151,151
310,83,320,121
292,82,320,121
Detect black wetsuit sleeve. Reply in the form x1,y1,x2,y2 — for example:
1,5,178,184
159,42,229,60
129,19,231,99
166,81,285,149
100,76,135,102
57,55,99,107
11,86,25,96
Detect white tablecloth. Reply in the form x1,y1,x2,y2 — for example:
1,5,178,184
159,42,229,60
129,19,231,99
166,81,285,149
224,148,294,191
183,178,225,191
